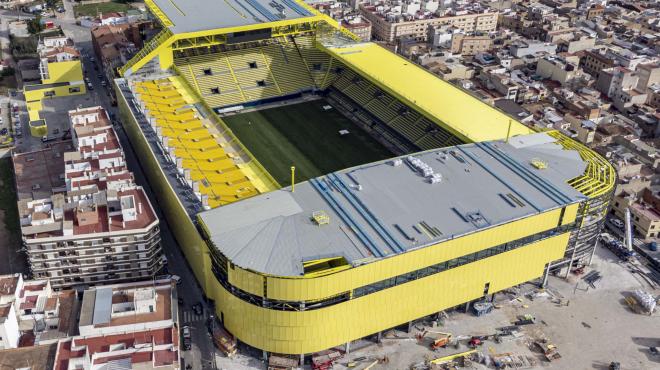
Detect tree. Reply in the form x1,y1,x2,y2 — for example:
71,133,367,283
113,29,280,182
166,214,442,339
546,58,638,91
27,16,44,35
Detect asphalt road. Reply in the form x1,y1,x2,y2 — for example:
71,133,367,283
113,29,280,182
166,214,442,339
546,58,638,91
0,9,219,369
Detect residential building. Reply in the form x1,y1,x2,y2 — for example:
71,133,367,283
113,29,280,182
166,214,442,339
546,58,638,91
612,189,660,240
581,49,617,80
341,15,372,41
90,23,141,97
596,67,648,111
100,12,128,26
13,107,162,288
636,62,660,91
450,33,492,55
54,279,180,370
536,55,584,86
0,274,76,348
359,2,498,42
509,41,556,58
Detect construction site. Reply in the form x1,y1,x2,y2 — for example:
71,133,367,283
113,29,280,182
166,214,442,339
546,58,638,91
109,0,658,369
215,243,659,370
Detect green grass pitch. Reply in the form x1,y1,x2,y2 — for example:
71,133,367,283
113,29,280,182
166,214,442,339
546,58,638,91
223,100,393,185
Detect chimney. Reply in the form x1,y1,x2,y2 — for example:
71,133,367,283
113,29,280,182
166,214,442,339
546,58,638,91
138,202,142,214
162,136,169,147
176,157,183,170
192,181,199,192
184,169,191,181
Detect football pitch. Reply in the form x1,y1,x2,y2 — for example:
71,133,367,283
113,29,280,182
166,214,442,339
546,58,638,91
223,100,393,185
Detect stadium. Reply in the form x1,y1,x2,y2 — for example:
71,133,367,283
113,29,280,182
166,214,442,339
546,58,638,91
115,0,616,356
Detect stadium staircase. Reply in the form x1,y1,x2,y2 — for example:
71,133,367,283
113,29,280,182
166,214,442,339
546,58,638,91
120,29,174,76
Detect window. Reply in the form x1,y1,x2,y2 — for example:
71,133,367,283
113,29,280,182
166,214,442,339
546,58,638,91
203,68,212,75
248,61,257,69
210,87,220,94
312,63,322,71
69,87,81,93
256,80,266,87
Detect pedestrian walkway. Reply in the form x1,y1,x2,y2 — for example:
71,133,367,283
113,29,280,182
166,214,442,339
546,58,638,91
181,309,209,324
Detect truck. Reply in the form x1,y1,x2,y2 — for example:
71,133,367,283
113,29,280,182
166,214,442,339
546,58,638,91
211,325,237,357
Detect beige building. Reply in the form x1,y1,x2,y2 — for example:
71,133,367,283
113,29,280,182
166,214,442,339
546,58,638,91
536,55,583,86
581,49,616,80
360,4,498,42
342,16,372,42
611,189,660,240
450,33,492,55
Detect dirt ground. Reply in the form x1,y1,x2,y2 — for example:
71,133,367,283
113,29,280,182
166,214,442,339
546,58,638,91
334,246,660,370
217,246,660,370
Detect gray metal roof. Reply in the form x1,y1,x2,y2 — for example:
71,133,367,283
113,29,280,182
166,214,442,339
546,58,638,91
150,0,314,34
92,287,112,325
198,133,588,277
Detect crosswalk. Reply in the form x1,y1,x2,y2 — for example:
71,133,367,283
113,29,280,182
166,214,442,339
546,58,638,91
181,309,208,324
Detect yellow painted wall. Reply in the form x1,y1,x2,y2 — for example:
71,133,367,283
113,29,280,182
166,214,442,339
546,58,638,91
24,84,85,103
29,121,47,137
208,233,570,354
42,60,84,84
225,207,571,302
26,100,43,121
116,81,210,291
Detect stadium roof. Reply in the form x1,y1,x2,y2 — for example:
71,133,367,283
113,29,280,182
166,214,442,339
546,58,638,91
199,133,587,277
321,42,535,143
149,0,315,34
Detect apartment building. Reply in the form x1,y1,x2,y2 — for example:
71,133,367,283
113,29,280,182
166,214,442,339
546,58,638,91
359,2,498,42
450,33,492,55
341,15,372,41
536,55,584,86
13,107,162,289
54,279,180,370
611,189,660,240
0,274,77,348
581,49,617,80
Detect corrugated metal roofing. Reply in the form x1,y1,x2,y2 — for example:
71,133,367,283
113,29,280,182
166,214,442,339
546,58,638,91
199,133,588,277
92,287,112,325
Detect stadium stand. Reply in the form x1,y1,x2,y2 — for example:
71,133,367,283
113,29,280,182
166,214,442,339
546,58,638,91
132,77,261,208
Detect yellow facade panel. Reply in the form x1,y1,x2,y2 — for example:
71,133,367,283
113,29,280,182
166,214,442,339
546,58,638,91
260,208,563,302
210,233,570,354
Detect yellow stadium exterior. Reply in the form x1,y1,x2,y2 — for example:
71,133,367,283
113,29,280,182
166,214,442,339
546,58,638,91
116,0,616,356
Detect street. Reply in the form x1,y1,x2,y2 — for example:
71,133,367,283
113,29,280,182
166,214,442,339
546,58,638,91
0,8,219,369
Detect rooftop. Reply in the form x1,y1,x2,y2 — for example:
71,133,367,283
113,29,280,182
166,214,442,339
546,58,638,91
199,133,588,277
78,279,174,330
0,344,57,370
149,0,315,34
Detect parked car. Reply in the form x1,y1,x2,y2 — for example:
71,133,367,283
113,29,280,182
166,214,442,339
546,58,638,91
0,128,8,136
611,218,624,229
181,326,192,350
